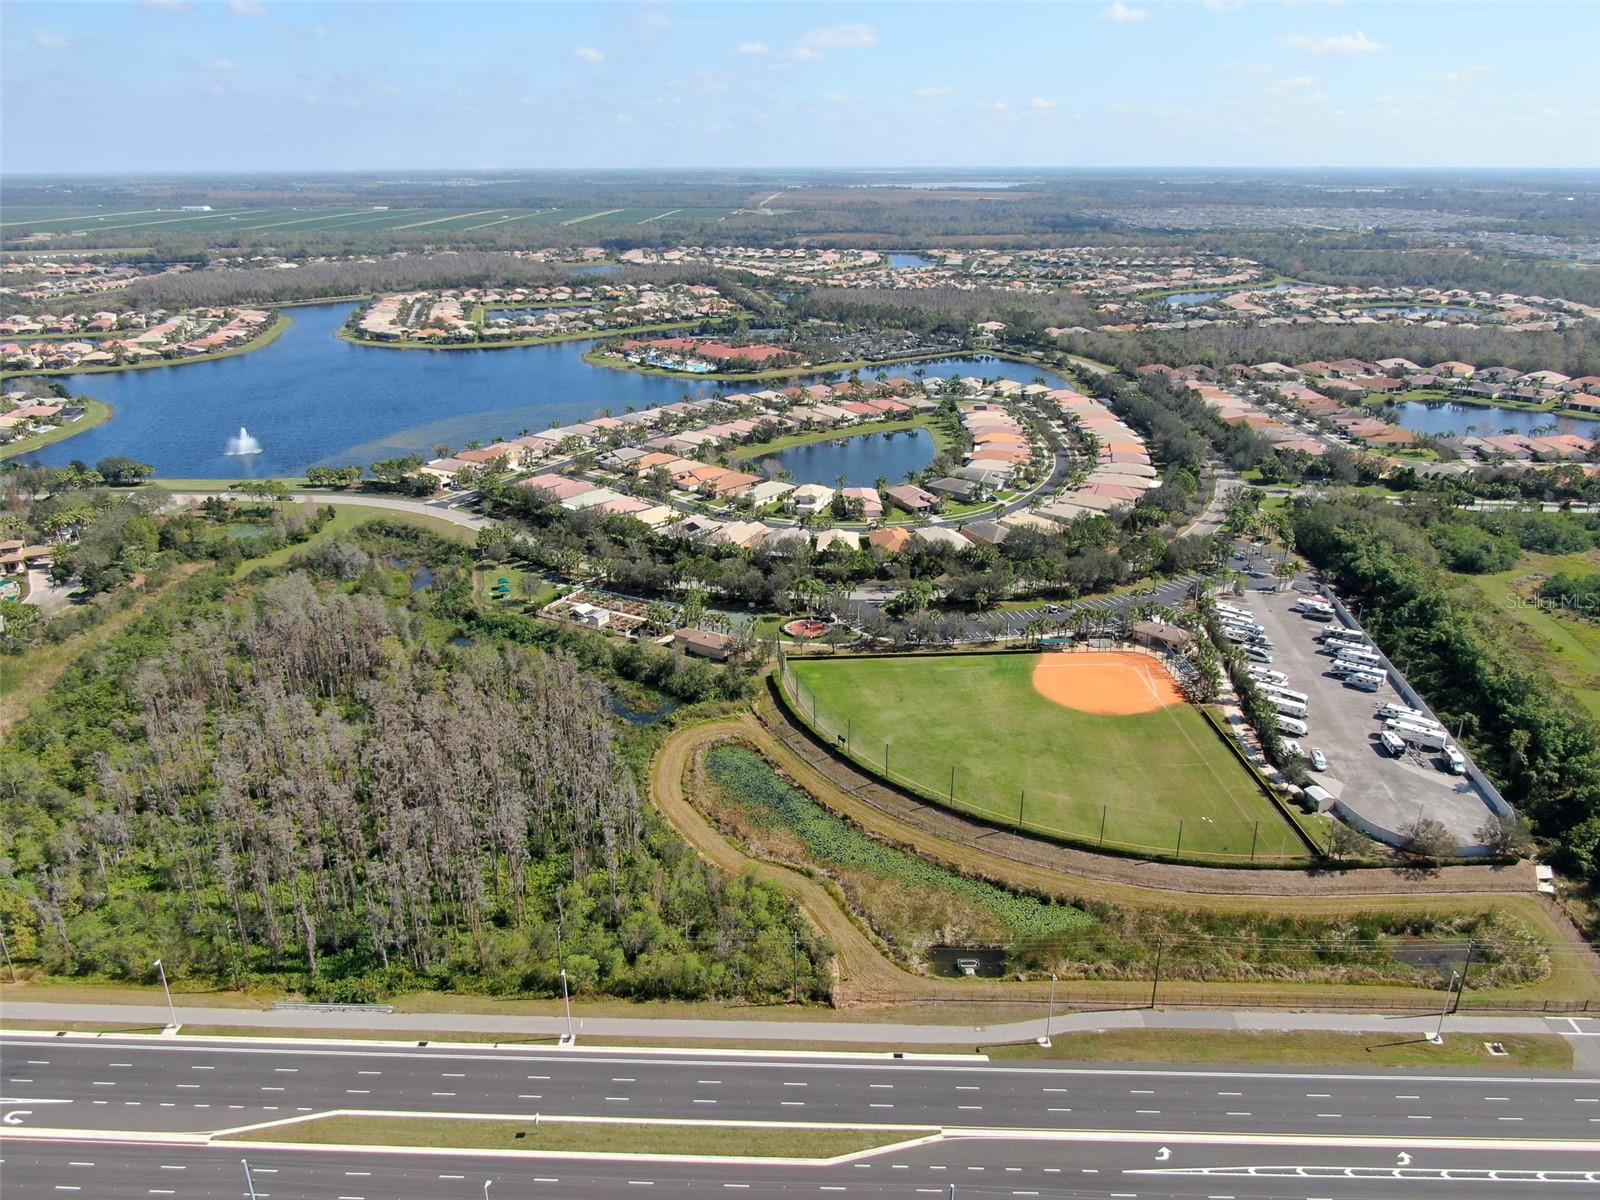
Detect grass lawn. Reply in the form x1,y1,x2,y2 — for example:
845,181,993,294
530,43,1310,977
784,653,1304,861
985,1030,1572,1071
475,565,559,609
1452,549,1600,721
0,397,113,460
233,1116,927,1158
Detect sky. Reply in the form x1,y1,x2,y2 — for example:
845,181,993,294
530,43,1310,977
3,0,1597,174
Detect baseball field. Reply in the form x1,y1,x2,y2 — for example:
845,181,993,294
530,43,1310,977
783,651,1308,861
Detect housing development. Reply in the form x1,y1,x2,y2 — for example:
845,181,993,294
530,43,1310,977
2,1,1598,1197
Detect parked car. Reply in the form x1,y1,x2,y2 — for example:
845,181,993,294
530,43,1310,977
1309,748,1328,772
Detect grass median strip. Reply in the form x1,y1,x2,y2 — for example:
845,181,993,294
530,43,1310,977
983,1030,1573,1070
231,1115,932,1158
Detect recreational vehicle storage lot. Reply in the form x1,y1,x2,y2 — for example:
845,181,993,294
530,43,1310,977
1233,585,1496,846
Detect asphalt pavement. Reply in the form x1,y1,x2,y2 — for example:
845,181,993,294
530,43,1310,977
4,1034,1596,1141
7,1133,1600,1200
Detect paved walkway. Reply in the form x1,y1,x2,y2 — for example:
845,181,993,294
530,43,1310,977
5,1001,1596,1061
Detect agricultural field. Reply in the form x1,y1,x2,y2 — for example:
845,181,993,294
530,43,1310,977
783,651,1305,861
1451,548,1600,721
0,206,733,238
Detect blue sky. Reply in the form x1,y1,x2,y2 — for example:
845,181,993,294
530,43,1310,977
3,0,1596,173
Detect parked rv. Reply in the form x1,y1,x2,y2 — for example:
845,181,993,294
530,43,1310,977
1344,671,1385,692
1379,730,1407,757
1276,715,1309,738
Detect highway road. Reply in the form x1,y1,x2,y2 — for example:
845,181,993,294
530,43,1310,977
5,1131,1600,1199
3,1033,1597,1140
5,1034,1599,1198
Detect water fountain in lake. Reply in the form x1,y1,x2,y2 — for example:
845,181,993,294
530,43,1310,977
224,426,262,456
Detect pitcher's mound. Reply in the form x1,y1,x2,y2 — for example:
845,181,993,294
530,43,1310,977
1032,651,1185,716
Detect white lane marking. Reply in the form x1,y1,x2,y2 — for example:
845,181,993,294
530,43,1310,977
698,1080,722,1085
274,1068,298,1074
606,1096,630,1102
346,1090,370,1096
612,1077,636,1083
871,1084,893,1090
358,1070,381,1076
784,1081,806,1087
693,1099,717,1104
430,1092,456,1098
442,1072,465,1078
23,1039,1589,1090
518,1094,542,1100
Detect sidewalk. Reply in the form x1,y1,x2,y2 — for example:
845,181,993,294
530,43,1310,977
5,1000,1594,1060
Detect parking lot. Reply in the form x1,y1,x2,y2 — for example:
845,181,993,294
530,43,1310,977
1230,583,1497,849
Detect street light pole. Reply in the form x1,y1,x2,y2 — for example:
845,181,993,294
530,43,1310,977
1427,970,1460,1045
559,967,574,1044
483,1179,492,1200
154,959,177,1029
241,1159,258,1200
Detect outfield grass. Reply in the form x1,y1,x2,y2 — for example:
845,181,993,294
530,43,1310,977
784,653,1305,861
233,1116,926,1157
1453,549,1600,721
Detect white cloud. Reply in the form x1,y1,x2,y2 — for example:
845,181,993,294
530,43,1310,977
574,46,606,64
206,57,239,71
1203,0,1245,10
33,32,71,49
737,41,769,55
1445,64,1493,84
1281,30,1383,55
1029,96,1057,110
913,85,954,98
229,0,269,15
798,23,878,51
142,0,193,11
1099,2,1150,23
824,92,850,105
640,9,669,31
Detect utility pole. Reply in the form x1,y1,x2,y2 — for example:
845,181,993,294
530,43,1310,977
1427,970,1461,1045
559,968,574,1045
154,959,177,1030
0,925,16,984
241,1159,258,1200
1016,790,1025,833
791,930,800,1004
1150,940,1164,1009
1453,941,1475,1014
1249,821,1259,863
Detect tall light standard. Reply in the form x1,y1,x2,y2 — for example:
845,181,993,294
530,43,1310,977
241,1158,258,1200
483,1179,492,1200
559,968,574,1045
1037,974,1057,1048
1427,970,1460,1045
153,959,177,1030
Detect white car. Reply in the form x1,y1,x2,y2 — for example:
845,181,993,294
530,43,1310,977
1309,748,1328,772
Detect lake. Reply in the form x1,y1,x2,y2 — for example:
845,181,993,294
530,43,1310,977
37,302,1065,476
758,428,936,488
1358,304,1483,320
1163,282,1298,307
1388,400,1599,439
